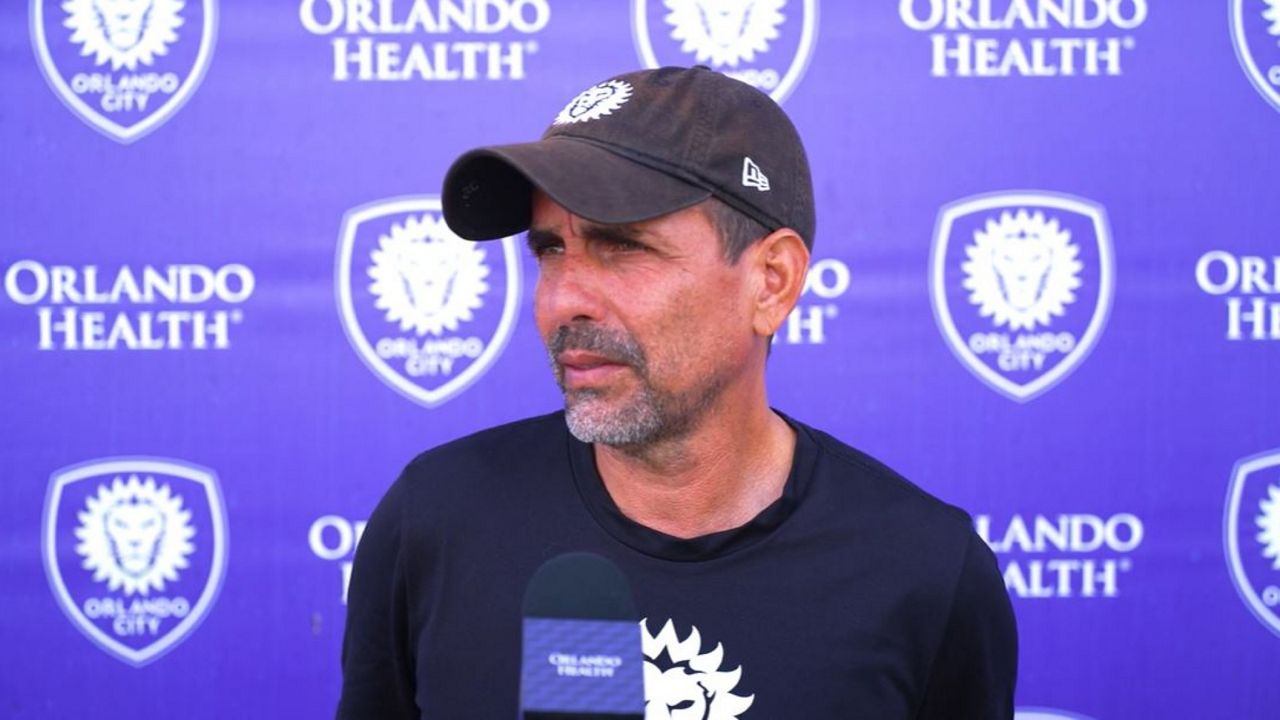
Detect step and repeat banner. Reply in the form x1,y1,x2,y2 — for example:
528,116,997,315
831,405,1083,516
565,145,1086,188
1,1,1277,718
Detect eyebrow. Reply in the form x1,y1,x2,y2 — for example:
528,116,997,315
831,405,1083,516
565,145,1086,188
526,222,649,253
580,222,647,246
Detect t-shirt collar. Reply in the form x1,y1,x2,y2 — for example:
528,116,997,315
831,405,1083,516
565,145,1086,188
565,411,817,562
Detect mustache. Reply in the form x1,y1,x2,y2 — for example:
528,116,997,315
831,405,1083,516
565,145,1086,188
547,324,647,371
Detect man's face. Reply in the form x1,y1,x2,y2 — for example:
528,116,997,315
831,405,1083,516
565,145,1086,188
529,192,759,448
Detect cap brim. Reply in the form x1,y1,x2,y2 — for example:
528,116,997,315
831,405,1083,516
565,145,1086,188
442,136,712,241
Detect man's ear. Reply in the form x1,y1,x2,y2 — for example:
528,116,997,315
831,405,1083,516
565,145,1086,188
749,228,810,338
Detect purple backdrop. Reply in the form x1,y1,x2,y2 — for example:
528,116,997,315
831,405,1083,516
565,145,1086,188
2,1,1278,718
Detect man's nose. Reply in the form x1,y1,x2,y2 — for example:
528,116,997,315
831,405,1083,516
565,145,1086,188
536,253,608,325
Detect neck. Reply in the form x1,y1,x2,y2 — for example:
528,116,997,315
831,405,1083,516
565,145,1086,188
593,389,796,540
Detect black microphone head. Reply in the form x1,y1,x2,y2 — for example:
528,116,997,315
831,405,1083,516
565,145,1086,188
522,552,638,620
520,553,645,719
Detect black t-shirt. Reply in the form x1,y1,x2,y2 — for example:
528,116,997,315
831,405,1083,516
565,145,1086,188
338,412,1017,719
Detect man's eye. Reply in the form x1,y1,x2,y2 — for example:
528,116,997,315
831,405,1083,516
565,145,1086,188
527,241,563,259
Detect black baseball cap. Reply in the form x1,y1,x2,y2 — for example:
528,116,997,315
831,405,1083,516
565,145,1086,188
441,66,815,249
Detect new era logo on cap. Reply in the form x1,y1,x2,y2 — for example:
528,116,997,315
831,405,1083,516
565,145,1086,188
742,157,770,192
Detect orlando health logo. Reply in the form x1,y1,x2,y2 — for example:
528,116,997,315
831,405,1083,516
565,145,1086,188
1195,250,1280,341
899,0,1146,78
976,512,1142,599
2,259,255,351
632,0,818,103
336,196,521,407
42,457,228,666
299,0,549,81
930,191,1114,401
30,0,217,142
1232,0,1280,113
1225,448,1280,637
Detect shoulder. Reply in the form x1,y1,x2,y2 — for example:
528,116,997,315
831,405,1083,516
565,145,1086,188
401,410,567,479
798,420,974,538
376,411,569,525
793,419,1016,700
790,418,998,604
358,411,569,556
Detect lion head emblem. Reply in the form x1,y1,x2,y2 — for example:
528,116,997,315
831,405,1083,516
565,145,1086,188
75,475,195,595
1265,0,1280,36
961,209,1083,331
368,213,491,337
554,80,634,125
642,619,754,720
1258,483,1280,569
63,0,185,71
664,0,786,67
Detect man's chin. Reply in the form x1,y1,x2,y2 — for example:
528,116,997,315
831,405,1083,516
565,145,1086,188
562,397,662,447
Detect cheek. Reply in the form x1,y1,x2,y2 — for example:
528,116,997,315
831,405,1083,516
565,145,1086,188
645,281,751,374
531,276,552,338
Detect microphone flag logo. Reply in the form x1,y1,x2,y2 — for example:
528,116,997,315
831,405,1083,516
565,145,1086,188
521,617,645,715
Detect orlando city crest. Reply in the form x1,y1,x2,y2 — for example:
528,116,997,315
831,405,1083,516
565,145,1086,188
30,0,218,143
1231,0,1280,113
930,191,1114,402
336,196,522,408
631,0,818,103
42,457,228,666
1225,448,1280,638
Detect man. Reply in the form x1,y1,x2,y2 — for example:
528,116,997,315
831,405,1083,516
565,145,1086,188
339,66,1016,719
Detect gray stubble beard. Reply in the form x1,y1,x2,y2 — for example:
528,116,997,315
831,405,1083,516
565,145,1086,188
548,324,724,450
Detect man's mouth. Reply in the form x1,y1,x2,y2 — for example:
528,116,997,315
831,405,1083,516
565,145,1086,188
556,350,630,387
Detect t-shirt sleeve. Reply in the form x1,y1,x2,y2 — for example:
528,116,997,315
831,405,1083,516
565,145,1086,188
336,475,419,720
914,529,1018,720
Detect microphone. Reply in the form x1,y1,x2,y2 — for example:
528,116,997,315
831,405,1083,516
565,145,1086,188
520,552,645,720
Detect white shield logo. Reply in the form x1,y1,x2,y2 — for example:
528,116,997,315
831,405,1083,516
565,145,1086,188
930,191,1115,402
632,0,818,103
42,457,229,666
1225,448,1280,638
30,0,218,143
335,196,522,408
1231,0,1280,113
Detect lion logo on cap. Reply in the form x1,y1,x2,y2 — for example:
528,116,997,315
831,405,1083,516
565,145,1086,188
554,80,634,125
